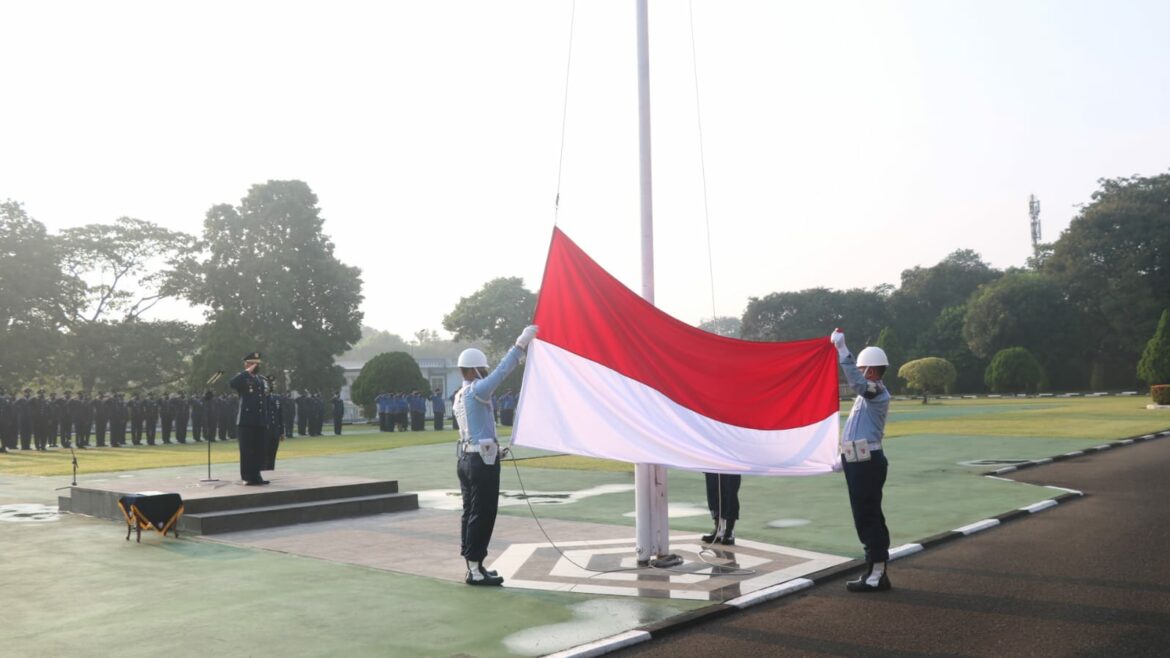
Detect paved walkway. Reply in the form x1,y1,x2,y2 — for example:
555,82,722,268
615,435,1170,657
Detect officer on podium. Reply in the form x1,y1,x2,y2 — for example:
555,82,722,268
230,351,271,486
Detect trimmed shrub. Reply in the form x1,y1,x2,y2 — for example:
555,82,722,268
1152,385,1170,406
985,347,1045,394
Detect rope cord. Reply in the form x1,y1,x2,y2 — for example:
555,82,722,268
506,452,755,580
689,0,718,321
552,0,577,226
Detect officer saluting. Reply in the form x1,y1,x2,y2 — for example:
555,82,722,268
230,351,271,486
830,329,893,593
454,325,537,586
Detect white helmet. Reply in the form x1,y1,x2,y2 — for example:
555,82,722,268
856,346,889,367
457,348,489,369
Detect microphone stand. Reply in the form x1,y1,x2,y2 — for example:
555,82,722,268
54,444,79,491
201,371,223,483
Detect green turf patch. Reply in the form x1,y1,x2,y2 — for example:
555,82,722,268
0,427,454,477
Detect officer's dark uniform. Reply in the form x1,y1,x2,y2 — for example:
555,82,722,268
174,394,189,443
159,393,174,443
217,395,233,441
331,394,344,435
93,393,108,447
264,390,283,471
73,393,91,448
16,390,33,450
33,391,49,450
281,393,295,438
230,352,271,485
0,390,11,453
128,394,143,445
430,390,445,431
109,394,126,447
190,394,204,442
143,394,159,445
202,391,217,441
296,393,308,436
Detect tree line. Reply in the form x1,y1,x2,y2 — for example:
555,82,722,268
0,180,362,397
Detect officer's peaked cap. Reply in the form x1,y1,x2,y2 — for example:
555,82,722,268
244,351,262,361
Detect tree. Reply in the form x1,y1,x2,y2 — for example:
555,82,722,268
56,217,197,392
183,181,364,395
0,201,74,382
741,287,890,344
898,357,956,403
962,271,1090,391
1044,173,1170,387
442,277,536,359
985,347,1045,394
889,249,1001,353
1137,309,1170,386
698,316,742,338
350,352,428,415
875,327,905,393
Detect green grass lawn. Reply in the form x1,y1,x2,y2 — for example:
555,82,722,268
0,426,454,477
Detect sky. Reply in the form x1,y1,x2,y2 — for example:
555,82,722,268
3,0,1169,341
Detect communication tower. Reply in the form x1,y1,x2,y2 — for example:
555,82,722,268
1028,194,1042,255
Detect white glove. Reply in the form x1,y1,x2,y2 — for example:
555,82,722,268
830,329,849,359
516,325,538,350
831,459,844,473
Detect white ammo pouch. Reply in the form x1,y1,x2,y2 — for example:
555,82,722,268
841,439,872,463
478,440,499,466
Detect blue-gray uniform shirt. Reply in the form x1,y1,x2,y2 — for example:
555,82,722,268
839,352,890,451
455,346,524,445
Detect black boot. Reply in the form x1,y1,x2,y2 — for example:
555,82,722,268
465,561,504,587
720,518,736,546
846,562,891,592
701,518,723,544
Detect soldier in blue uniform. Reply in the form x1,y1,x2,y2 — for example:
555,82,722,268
498,390,517,426
296,391,309,437
831,329,893,593
73,392,92,449
409,390,425,431
281,391,295,438
375,391,391,431
93,392,109,447
109,393,127,447
230,351,271,485
159,391,175,443
454,325,537,586
16,389,33,451
430,388,445,431
189,392,204,442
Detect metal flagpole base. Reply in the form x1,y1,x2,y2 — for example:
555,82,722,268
649,554,683,568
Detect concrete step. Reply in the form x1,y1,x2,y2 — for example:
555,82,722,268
182,492,419,535
180,480,400,515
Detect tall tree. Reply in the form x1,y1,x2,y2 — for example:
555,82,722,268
442,277,536,360
1045,173,1170,387
889,249,1001,358
1137,309,1170,386
915,304,987,393
698,316,742,338
741,287,890,345
962,271,1090,390
56,216,197,392
183,181,364,395
0,201,75,383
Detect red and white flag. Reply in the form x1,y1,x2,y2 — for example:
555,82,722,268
512,228,840,475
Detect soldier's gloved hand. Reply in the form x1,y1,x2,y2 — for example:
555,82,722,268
831,459,844,473
830,329,849,360
516,325,539,350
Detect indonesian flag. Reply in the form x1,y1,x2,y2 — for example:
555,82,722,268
512,228,840,476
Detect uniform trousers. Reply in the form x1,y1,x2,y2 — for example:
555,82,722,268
238,425,267,483
95,417,108,446
457,451,501,563
704,472,741,520
842,449,890,563
433,412,444,431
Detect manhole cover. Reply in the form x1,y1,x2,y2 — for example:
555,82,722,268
0,504,60,523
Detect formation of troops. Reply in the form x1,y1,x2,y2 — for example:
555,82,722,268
0,387,339,453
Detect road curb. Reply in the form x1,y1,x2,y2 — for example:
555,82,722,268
545,428,1170,658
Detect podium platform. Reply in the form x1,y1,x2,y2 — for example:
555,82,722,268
58,471,418,535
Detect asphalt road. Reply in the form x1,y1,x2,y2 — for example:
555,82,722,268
618,436,1170,657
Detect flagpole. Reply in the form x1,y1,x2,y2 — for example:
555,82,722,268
634,0,678,568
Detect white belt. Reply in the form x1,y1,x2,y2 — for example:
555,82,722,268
460,441,497,454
